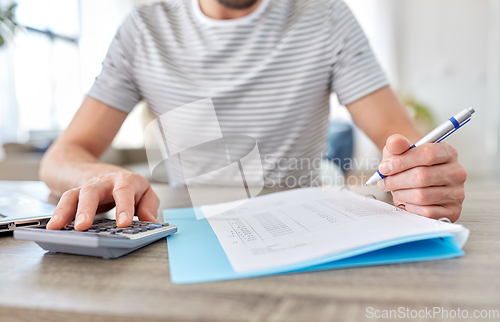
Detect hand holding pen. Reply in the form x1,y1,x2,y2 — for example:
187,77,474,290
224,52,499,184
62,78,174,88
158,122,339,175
366,107,474,222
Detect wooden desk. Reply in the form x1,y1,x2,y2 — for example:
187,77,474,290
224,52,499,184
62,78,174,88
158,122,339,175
1,181,499,322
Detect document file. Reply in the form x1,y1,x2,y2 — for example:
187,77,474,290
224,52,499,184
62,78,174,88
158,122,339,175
165,187,469,284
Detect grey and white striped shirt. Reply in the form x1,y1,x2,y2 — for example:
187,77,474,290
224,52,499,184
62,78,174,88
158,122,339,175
89,0,388,187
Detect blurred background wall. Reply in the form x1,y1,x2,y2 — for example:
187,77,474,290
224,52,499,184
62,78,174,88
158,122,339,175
0,0,498,182
341,0,500,183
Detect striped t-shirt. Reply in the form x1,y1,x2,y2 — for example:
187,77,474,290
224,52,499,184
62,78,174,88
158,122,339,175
88,0,388,187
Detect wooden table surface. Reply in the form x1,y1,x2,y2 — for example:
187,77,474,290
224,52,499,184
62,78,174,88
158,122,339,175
1,181,499,322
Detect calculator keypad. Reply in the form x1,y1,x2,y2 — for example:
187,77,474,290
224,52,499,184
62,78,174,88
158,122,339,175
60,219,169,236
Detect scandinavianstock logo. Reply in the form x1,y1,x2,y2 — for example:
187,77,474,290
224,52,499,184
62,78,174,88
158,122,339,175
144,98,264,219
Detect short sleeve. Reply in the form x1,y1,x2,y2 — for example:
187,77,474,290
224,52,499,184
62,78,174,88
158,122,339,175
87,10,141,113
330,1,389,106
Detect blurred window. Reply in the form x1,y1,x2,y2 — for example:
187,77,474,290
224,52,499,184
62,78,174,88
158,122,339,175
13,0,82,136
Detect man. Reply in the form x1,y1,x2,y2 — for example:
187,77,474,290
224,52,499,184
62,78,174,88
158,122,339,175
42,0,467,231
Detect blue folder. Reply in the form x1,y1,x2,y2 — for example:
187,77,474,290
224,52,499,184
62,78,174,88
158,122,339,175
164,207,465,284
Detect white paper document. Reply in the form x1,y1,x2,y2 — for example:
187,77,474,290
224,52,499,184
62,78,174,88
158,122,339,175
203,187,467,272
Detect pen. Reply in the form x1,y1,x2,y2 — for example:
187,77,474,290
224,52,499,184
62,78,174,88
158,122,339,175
365,107,475,186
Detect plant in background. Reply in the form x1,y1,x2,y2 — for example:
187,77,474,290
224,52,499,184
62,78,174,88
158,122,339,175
402,95,436,135
0,3,19,47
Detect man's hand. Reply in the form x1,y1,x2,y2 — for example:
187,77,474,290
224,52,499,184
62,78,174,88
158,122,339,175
46,171,159,231
376,134,467,222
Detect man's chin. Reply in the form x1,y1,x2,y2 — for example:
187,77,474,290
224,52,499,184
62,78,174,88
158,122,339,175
217,0,260,10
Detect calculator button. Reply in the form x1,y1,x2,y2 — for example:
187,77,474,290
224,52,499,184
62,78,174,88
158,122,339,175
139,227,148,232
147,224,162,228
123,229,138,234
146,226,156,230
87,229,100,233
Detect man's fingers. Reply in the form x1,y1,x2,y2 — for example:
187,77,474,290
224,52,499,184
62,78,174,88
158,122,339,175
392,196,461,222
136,187,160,222
384,134,411,157
379,134,411,174
47,172,154,231
74,182,110,231
113,183,136,228
392,186,465,206
392,195,406,210
404,203,461,222
382,137,465,222
379,142,457,176
46,188,80,230
379,163,467,192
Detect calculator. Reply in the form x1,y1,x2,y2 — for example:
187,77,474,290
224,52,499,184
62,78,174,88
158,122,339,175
14,219,178,259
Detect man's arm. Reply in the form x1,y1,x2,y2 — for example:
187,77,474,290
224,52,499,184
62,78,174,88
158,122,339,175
346,86,421,149
347,86,467,222
40,97,159,231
